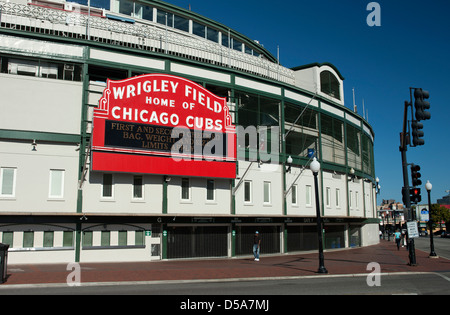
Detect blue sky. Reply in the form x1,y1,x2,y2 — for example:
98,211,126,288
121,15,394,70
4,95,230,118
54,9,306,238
164,0,450,204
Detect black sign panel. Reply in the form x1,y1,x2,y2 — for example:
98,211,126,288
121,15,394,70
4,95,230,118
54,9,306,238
104,120,227,158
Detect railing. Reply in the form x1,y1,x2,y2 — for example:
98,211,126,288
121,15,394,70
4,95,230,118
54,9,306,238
0,1,296,85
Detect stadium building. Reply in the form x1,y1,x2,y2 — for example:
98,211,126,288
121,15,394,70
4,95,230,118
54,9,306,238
0,0,378,263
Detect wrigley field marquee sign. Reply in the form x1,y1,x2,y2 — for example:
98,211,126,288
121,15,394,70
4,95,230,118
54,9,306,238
91,74,236,178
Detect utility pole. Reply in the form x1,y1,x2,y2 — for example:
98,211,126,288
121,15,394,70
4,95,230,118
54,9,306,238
400,99,416,266
400,87,431,266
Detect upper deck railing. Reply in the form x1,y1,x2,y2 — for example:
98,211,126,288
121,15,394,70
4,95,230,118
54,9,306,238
0,1,296,85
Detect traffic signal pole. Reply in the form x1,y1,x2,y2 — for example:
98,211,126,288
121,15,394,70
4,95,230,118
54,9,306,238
400,99,417,266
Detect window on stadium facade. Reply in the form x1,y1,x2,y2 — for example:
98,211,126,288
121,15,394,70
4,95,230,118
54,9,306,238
115,0,152,20
1,56,82,81
156,9,189,32
236,91,280,159
346,124,361,170
70,0,110,10
320,71,340,100
284,103,318,159
362,134,374,176
321,114,345,165
108,1,263,57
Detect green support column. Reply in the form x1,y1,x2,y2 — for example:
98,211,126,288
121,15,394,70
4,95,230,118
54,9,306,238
75,221,82,263
283,225,288,254
231,224,236,257
74,62,89,263
163,177,168,214
162,225,168,259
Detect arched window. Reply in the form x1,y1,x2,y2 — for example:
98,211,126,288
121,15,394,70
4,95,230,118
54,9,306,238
320,71,340,100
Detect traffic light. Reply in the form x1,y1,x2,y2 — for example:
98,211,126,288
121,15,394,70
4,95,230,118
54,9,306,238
402,187,408,205
410,164,422,186
411,120,424,146
414,88,431,121
410,187,421,204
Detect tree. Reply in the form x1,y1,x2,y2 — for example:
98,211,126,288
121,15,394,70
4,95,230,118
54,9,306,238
430,204,450,230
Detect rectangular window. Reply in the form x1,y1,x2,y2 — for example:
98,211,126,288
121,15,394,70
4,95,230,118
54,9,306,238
83,231,93,247
306,185,312,206
72,0,110,10
336,188,341,207
8,58,38,76
2,231,13,246
263,181,271,204
101,231,110,247
49,169,64,198
181,178,190,200
244,180,252,203
292,185,298,205
222,33,230,48
349,190,353,207
193,21,206,38
135,230,144,246
206,27,219,42
118,0,133,15
40,62,58,79
102,174,113,198
206,179,215,201
23,231,34,248
43,231,54,248
326,187,331,207
141,5,153,21
0,167,16,197
157,9,173,27
118,231,128,246
174,14,189,32
232,38,243,52
63,231,74,247
355,191,359,208
133,175,143,199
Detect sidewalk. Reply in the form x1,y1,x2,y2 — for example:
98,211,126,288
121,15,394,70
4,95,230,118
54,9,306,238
3,240,450,286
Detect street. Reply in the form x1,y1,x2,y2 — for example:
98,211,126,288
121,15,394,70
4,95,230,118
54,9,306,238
1,238,449,297
413,236,450,260
0,272,449,296
1,269,449,296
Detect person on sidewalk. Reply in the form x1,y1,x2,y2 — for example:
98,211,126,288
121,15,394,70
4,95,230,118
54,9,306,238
253,231,261,261
394,229,401,250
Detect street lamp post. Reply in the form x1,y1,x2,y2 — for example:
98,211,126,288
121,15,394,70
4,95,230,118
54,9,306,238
425,180,438,258
310,157,328,274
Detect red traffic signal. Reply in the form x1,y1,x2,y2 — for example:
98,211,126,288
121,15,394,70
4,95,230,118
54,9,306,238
409,187,421,204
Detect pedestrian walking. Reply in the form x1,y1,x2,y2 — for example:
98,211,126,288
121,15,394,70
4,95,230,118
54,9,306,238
394,229,401,250
253,231,261,261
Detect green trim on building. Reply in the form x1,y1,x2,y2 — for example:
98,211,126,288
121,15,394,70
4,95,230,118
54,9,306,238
0,129,80,143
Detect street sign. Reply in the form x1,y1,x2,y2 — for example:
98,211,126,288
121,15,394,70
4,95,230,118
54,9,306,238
407,221,419,238
420,209,429,222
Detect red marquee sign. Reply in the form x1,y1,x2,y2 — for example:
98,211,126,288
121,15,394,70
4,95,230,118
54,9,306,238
91,74,236,178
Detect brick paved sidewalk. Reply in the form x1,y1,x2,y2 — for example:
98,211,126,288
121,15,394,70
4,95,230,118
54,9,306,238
3,240,450,286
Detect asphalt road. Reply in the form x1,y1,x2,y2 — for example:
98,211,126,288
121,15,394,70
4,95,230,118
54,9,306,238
1,272,449,296
413,236,450,259
2,237,449,297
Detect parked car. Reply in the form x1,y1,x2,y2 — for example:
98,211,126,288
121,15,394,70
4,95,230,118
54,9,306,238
440,231,450,238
